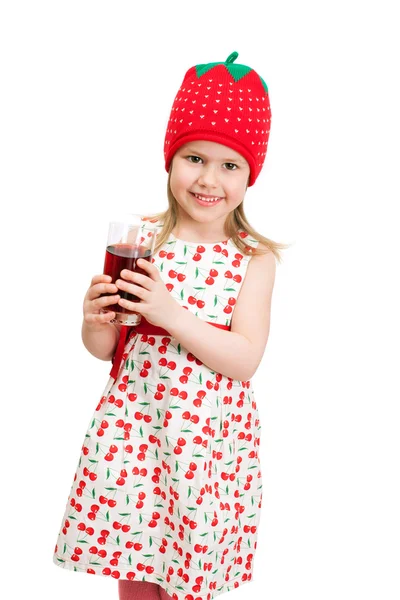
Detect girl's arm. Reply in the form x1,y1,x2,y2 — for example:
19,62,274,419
168,247,276,381
81,320,120,362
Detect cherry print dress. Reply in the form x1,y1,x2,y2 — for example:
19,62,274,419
53,217,264,600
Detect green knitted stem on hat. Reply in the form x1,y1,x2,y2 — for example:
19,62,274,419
195,51,268,93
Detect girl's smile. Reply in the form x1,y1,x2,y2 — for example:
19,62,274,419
190,191,224,206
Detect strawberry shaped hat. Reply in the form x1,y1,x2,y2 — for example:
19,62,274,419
164,51,271,186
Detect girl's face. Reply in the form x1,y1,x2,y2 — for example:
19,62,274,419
169,140,250,234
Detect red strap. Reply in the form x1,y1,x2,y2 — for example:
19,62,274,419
109,317,230,380
109,325,131,380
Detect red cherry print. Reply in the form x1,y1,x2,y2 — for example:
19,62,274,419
166,252,175,260
209,268,218,277
233,274,242,283
196,300,205,308
213,244,222,252
188,296,196,305
192,253,202,261
166,283,174,292
168,269,177,278
225,270,233,278
221,248,229,257
159,250,167,258
205,276,214,285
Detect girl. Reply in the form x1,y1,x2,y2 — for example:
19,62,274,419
53,51,289,600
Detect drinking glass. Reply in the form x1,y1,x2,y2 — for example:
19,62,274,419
100,214,157,326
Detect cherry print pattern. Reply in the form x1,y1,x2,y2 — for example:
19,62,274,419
53,217,263,600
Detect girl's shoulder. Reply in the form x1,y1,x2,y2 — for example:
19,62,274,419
141,214,165,230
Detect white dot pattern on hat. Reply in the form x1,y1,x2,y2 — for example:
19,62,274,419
164,58,271,185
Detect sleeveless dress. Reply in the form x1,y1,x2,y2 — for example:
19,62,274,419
53,217,264,600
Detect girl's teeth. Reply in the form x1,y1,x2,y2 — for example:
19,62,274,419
194,193,221,203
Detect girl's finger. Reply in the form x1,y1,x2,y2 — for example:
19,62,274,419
88,282,118,301
118,297,142,312
91,274,112,286
93,294,120,309
84,310,115,326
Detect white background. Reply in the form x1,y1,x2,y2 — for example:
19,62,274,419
1,1,399,599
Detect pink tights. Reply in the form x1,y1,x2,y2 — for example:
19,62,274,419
118,579,173,600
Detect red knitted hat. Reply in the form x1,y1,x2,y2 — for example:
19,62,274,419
164,51,271,187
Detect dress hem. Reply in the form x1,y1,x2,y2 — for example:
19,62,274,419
53,552,255,600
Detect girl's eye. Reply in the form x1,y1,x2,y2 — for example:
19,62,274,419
187,156,238,170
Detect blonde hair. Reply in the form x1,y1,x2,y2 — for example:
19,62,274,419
145,169,291,264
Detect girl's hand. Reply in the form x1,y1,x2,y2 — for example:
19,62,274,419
115,259,181,330
83,274,120,331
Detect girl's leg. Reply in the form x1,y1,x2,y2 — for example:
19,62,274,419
118,580,160,600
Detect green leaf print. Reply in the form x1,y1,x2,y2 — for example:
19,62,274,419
96,442,99,453
225,287,236,291
144,383,148,393
140,425,143,437
116,535,120,545
130,360,135,370
106,510,110,521
139,351,150,355
214,296,217,306
193,286,206,290
177,343,181,353
213,261,225,264
180,289,184,300
199,372,202,384
195,266,199,278
160,262,164,272
175,261,186,265
183,245,187,256
106,467,110,479
128,554,132,565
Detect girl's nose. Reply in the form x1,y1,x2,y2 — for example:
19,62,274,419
197,166,219,188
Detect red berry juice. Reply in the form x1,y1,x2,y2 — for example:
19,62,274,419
102,243,152,314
